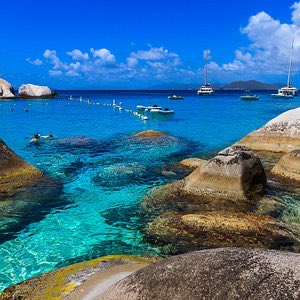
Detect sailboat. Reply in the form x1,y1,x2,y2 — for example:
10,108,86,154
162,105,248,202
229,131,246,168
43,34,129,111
197,50,214,96
271,38,298,99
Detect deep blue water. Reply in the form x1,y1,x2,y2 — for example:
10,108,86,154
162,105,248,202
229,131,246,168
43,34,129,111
0,90,300,290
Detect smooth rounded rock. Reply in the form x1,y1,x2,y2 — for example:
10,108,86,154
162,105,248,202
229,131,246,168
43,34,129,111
180,157,207,169
132,130,166,139
237,107,300,153
18,84,55,98
184,145,267,200
100,248,300,300
271,150,300,181
0,78,15,99
0,139,43,196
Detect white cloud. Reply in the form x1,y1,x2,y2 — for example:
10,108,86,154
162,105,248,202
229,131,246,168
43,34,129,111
43,50,69,71
49,70,63,76
129,46,178,61
67,49,89,60
291,1,300,25
26,58,43,66
90,48,116,65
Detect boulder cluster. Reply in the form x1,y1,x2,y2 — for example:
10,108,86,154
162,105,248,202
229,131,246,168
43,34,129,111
0,78,56,99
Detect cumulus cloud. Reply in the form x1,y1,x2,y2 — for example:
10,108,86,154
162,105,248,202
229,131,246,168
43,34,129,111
43,50,69,71
67,49,89,60
90,48,116,65
26,58,43,66
210,2,300,78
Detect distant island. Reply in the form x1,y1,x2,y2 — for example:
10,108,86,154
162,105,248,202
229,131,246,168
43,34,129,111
149,80,282,91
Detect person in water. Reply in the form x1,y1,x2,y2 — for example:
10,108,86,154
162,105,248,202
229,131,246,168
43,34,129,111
30,133,53,143
30,133,40,143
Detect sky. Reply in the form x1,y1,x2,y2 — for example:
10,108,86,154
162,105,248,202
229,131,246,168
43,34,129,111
1,0,300,89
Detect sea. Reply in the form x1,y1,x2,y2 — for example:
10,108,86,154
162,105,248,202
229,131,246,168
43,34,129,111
0,90,300,290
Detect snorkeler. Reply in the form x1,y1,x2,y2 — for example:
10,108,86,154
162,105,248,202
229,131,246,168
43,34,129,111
30,133,40,143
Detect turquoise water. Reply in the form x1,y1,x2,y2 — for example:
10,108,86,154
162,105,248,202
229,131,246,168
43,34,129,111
0,90,300,290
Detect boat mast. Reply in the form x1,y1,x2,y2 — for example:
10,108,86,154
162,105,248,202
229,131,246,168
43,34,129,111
203,50,209,86
287,38,294,88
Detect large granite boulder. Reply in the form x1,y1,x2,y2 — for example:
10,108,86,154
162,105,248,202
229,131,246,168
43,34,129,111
144,211,299,254
101,248,300,300
0,139,43,196
237,107,300,153
0,78,15,99
184,145,267,200
18,84,55,99
271,150,300,181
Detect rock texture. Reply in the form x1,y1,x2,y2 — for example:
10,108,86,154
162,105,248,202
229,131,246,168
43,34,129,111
180,157,207,169
0,139,43,196
0,255,153,300
145,211,299,253
0,78,15,99
101,248,300,300
271,150,300,181
18,84,55,99
132,130,166,139
184,145,267,200
237,107,300,153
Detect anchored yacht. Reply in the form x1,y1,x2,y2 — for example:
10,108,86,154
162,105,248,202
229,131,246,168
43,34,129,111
197,50,214,96
272,38,298,99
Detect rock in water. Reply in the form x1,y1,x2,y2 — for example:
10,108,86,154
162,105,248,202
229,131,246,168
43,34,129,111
0,139,43,196
18,84,55,99
145,211,299,253
184,145,267,200
271,150,300,181
0,78,15,99
100,248,300,300
132,130,166,138
237,107,300,152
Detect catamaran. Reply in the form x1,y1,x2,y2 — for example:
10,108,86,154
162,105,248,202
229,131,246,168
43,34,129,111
197,50,214,96
271,38,298,99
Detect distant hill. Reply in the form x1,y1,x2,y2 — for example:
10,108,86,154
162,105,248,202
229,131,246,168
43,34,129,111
148,80,281,90
221,80,280,90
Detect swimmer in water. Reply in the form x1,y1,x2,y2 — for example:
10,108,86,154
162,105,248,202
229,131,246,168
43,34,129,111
40,134,54,139
30,133,40,143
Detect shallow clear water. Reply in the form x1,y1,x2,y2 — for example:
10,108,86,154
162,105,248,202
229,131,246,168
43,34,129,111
0,90,300,290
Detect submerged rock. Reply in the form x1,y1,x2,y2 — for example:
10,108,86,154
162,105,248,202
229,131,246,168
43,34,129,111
184,145,267,200
0,139,43,196
18,83,55,99
271,150,300,181
132,130,166,139
237,107,300,153
101,248,300,300
144,211,299,253
0,78,15,99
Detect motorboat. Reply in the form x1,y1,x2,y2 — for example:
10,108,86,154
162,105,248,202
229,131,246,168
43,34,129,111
271,38,298,99
150,108,174,114
168,95,184,100
136,104,162,110
240,94,259,101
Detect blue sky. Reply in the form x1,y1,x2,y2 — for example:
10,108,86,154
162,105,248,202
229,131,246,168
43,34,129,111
1,0,300,89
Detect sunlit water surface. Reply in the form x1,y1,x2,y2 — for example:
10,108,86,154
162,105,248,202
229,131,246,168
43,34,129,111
0,90,300,290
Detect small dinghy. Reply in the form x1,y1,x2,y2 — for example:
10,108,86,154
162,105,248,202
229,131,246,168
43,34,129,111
168,95,184,100
240,95,259,101
137,104,162,110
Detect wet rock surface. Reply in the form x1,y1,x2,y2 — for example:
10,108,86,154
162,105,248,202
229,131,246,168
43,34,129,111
101,248,300,300
0,139,43,196
132,130,166,139
144,211,300,254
